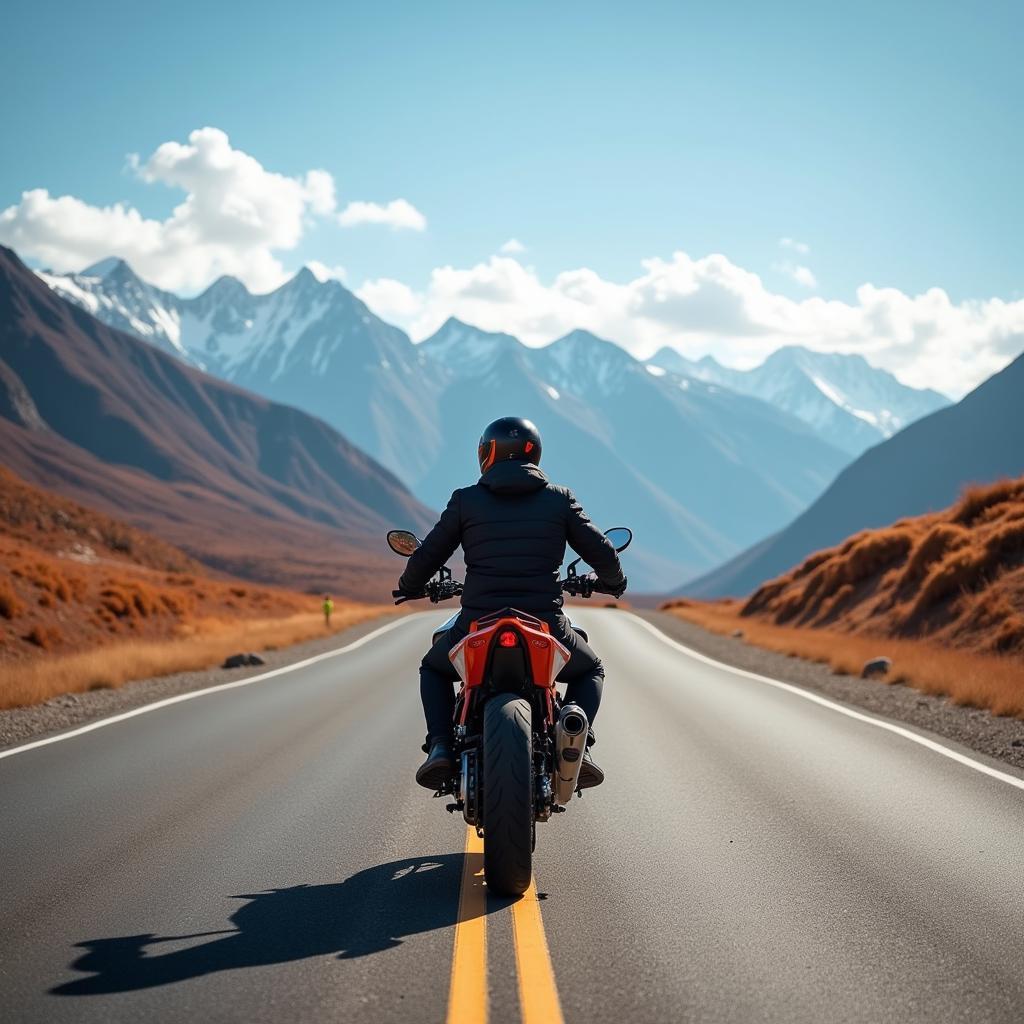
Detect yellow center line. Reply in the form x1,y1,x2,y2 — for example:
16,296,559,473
510,875,565,1024
447,826,488,1024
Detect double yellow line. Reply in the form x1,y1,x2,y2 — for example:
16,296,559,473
446,826,565,1024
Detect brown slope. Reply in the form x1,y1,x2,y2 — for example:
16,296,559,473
0,245,433,595
737,477,1024,657
0,467,387,708
0,464,200,572
0,463,304,666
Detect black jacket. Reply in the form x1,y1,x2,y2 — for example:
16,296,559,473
399,462,625,614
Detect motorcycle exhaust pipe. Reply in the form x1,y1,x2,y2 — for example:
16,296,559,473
553,704,589,805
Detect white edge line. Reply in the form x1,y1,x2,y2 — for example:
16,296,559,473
624,611,1024,794
0,615,415,763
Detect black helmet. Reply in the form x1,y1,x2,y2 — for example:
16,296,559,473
478,416,542,473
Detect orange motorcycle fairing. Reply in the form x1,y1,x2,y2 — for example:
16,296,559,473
449,612,571,692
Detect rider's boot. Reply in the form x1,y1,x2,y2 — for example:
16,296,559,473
577,729,604,789
416,735,455,790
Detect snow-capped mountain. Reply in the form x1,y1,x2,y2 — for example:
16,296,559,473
3,246,435,595
40,260,446,483
681,349,1024,599
38,260,851,589
646,345,949,455
36,259,197,363
418,321,849,589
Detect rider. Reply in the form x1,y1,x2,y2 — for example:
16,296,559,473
397,416,627,791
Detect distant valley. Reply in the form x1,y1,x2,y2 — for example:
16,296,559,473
38,258,945,591
682,347,1024,598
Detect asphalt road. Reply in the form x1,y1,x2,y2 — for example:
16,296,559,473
2,609,1023,1024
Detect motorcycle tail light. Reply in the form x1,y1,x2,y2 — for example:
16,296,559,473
498,630,518,648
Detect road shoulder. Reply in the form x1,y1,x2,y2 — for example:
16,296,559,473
0,612,405,752
636,610,1024,773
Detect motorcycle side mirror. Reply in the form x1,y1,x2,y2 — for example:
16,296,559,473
387,530,421,557
604,527,633,553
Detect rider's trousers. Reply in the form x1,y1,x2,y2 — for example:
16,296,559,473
419,610,604,742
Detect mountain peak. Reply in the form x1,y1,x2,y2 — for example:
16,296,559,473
425,317,521,347
549,328,635,366
197,274,251,302
764,345,871,373
450,316,515,339
80,256,130,280
282,265,323,292
554,328,606,346
649,345,681,360
647,346,701,374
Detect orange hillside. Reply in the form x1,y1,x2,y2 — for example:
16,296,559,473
0,466,387,708
661,477,1024,719
0,465,202,574
740,476,1024,657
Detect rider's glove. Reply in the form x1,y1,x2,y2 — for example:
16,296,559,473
393,580,425,603
603,575,628,599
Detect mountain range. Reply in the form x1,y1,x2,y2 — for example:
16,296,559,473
413,320,853,588
646,345,949,456
1,246,434,595
37,259,446,484
35,256,978,594
40,260,868,590
681,347,1024,598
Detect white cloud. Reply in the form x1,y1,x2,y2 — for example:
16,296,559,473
779,236,810,254
0,127,422,292
775,238,816,288
773,260,818,289
338,198,426,231
356,277,422,319
357,251,1024,397
499,238,526,254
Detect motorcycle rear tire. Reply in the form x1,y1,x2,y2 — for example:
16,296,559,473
482,693,533,896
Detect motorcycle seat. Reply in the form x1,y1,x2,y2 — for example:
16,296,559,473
431,610,460,645
563,615,589,643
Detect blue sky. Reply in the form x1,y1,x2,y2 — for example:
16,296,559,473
2,1,1022,394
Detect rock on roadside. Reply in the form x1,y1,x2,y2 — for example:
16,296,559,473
861,656,892,679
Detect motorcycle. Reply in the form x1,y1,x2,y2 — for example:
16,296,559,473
386,525,632,896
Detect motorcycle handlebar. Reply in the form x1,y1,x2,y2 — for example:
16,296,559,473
393,579,464,606
396,578,617,604
560,574,617,598
395,579,617,606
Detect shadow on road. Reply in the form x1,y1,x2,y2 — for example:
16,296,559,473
52,853,483,995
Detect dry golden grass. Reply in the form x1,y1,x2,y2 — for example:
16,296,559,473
0,607,391,710
663,478,1024,719
664,599,1024,718
739,477,1024,656
0,535,336,657
0,467,394,709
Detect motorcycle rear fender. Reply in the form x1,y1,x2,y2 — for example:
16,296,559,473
449,614,570,691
